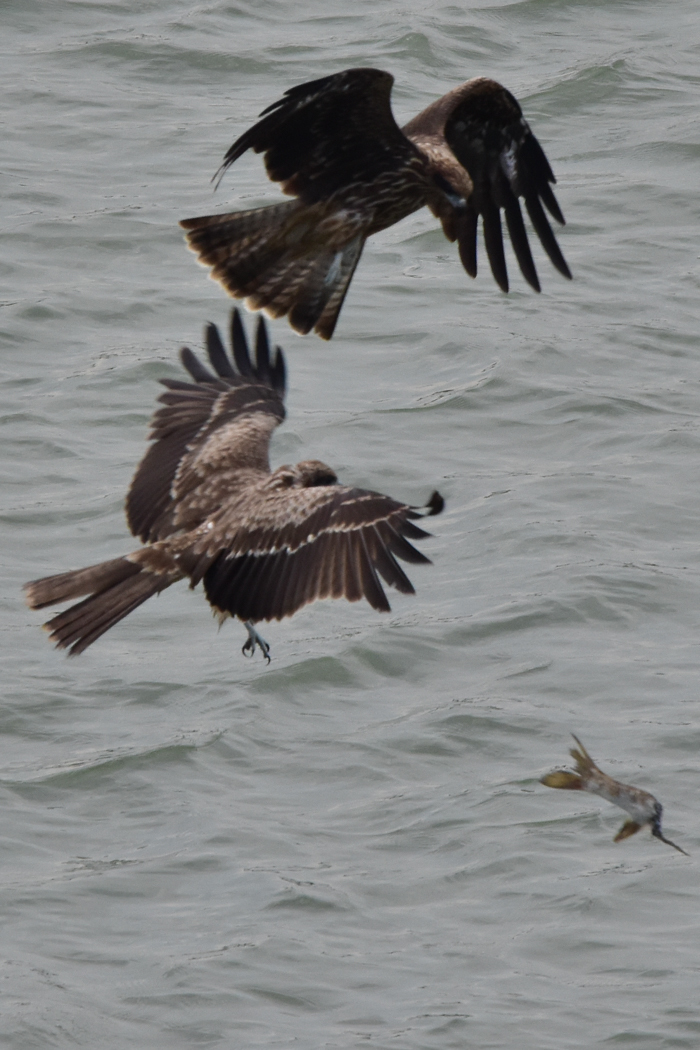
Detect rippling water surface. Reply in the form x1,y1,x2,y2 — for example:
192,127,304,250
2,1,700,1046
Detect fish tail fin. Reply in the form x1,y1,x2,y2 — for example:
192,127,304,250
569,734,598,777
181,204,364,339
540,771,584,790
24,555,180,656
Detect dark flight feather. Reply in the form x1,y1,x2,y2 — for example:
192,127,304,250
215,68,422,204
440,79,572,292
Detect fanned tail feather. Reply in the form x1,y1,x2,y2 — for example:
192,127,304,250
25,557,140,610
24,556,180,656
181,201,299,287
181,204,364,339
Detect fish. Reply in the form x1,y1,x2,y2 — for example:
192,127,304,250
541,735,688,855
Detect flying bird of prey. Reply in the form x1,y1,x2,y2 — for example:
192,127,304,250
181,67,571,340
24,310,443,661
541,736,688,855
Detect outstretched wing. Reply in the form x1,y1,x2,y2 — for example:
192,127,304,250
443,78,571,292
215,67,426,205
190,486,444,623
127,310,286,544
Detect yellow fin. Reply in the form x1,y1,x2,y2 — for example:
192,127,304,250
569,735,598,777
540,771,583,790
614,820,642,842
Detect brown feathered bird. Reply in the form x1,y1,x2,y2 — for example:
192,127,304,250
180,67,571,340
24,310,443,661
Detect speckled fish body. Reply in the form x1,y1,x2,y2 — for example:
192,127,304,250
541,736,688,855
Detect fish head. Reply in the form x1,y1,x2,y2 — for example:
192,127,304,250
649,800,664,835
649,801,689,856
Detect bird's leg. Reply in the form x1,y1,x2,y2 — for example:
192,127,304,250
242,621,271,663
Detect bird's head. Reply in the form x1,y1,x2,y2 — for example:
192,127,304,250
293,460,339,487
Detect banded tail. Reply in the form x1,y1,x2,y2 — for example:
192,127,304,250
24,554,181,656
180,202,365,340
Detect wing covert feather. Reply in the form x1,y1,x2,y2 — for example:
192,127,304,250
199,484,440,622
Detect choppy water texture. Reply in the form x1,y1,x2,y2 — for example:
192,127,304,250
2,1,700,1046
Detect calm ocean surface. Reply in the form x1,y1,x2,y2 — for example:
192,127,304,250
2,1,700,1046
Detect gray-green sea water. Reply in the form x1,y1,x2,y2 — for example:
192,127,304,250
2,1,700,1046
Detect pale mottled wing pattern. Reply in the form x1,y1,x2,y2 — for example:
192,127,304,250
25,305,443,658
216,67,425,204
190,486,443,623
444,80,571,292
126,309,286,544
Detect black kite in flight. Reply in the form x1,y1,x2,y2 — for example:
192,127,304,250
181,68,571,340
25,311,443,661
